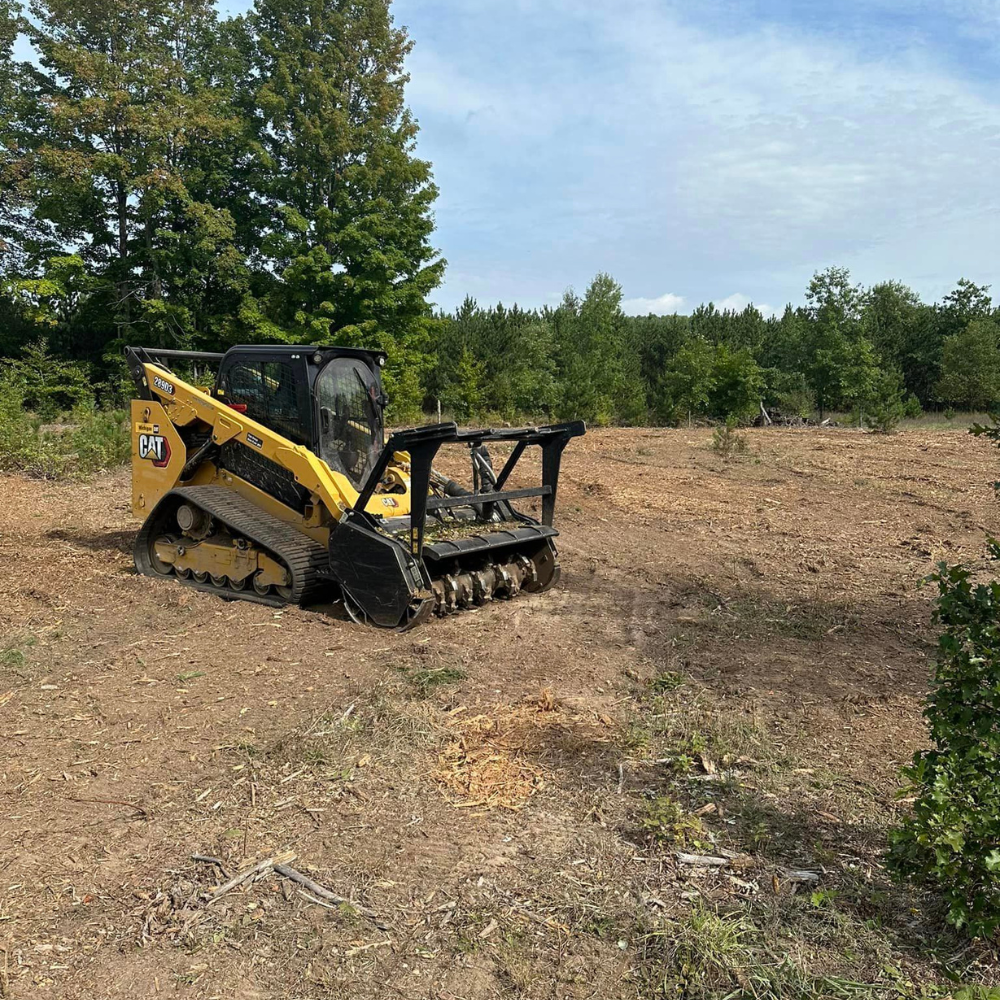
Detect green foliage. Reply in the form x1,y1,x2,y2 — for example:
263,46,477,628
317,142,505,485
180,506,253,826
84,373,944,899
3,0,441,398
241,0,444,408
864,368,907,435
764,368,814,419
11,0,246,352
440,346,485,421
0,371,128,478
0,0,998,433
651,670,685,694
663,338,716,424
902,392,923,419
711,417,749,461
709,344,764,422
3,338,93,417
638,795,704,847
70,404,131,471
640,903,936,1000
936,319,1000,411
887,539,1000,936
552,274,645,425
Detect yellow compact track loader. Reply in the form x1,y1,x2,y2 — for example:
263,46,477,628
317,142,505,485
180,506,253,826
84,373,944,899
126,346,585,629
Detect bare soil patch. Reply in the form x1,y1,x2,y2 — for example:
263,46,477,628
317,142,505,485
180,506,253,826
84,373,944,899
2,426,998,998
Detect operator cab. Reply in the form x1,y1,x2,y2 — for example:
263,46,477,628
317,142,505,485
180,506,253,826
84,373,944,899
216,345,387,490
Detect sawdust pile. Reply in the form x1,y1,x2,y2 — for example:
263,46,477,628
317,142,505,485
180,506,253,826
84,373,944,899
433,689,609,811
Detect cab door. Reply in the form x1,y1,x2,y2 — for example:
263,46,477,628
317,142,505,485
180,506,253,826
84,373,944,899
314,358,384,490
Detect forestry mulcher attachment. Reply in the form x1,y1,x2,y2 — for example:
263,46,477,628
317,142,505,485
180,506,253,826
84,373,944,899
125,346,584,629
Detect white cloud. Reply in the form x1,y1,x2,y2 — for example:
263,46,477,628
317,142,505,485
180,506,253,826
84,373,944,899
715,294,777,318
398,0,1000,310
621,293,686,316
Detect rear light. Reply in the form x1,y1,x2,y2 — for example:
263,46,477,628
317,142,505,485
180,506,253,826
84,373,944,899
228,403,248,414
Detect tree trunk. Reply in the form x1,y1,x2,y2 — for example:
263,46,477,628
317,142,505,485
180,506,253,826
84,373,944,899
116,182,130,332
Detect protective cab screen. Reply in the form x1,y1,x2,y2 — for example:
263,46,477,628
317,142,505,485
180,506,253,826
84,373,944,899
315,359,383,489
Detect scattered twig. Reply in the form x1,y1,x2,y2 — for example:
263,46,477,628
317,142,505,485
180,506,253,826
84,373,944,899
616,762,624,795
274,863,390,930
297,889,338,910
65,796,148,818
191,855,229,877
781,868,820,883
345,940,392,958
188,850,388,928
208,851,295,902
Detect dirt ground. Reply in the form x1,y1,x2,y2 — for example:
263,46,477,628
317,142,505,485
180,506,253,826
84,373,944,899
2,426,999,999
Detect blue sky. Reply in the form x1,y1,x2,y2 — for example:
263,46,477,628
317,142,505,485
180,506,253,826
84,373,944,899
18,1,1000,315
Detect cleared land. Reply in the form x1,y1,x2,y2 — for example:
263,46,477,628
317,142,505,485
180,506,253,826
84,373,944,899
2,426,999,998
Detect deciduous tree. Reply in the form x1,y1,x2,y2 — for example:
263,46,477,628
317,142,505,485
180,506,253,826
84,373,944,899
937,319,1000,411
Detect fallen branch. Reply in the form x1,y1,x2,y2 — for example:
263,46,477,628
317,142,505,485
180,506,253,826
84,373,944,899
208,851,295,903
296,889,338,910
675,852,729,867
781,868,820,883
274,863,390,930
66,796,148,818
191,855,229,877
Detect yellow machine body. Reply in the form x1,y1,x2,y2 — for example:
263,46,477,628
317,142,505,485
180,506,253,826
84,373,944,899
125,346,583,629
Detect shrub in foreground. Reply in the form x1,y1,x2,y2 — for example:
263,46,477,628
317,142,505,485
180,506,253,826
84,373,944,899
887,543,1000,936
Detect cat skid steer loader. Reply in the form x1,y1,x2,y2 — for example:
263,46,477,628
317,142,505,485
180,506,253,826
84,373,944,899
126,345,584,629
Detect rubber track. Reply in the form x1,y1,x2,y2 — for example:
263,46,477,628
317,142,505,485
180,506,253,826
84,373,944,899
134,485,330,608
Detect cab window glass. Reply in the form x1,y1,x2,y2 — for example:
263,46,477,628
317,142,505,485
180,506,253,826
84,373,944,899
315,359,383,488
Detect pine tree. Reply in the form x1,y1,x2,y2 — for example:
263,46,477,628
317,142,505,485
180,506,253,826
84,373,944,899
10,0,246,350
241,0,444,415
555,273,645,424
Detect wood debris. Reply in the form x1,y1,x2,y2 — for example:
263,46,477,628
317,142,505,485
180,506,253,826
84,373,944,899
431,691,604,811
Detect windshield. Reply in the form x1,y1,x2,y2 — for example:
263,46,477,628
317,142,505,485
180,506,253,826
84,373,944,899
315,358,383,490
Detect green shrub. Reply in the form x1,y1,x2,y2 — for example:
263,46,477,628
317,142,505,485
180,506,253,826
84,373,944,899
902,392,923,419
0,380,43,470
71,405,131,470
887,542,1000,936
639,795,705,848
711,416,748,461
864,368,907,435
4,339,93,417
0,380,129,478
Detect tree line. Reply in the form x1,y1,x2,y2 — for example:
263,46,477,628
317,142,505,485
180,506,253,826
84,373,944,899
2,0,1000,427
429,270,1000,428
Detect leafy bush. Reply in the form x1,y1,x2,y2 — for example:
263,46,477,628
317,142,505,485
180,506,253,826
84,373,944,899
902,392,923,419
639,795,705,848
887,542,1000,936
0,380,44,470
70,404,131,470
0,378,129,478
